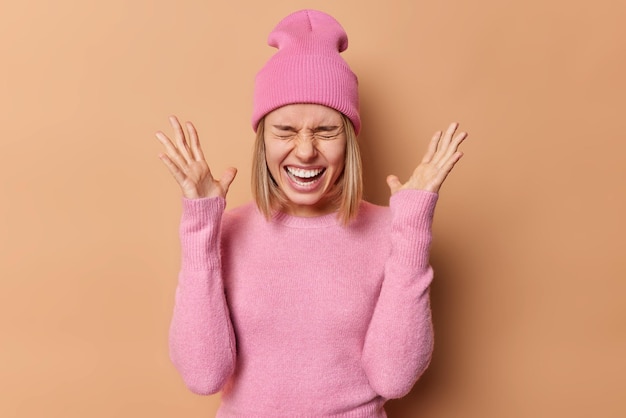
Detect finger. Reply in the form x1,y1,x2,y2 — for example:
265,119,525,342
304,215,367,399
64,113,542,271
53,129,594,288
186,121,206,162
158,153,187,186
433,151,464,190
432,122,458,162
421,131,441,164
169,115,193,164
437,131,467,169
155,131,188,170
432,122,459,167
219,167,238,195
386,174,403,195
442,122,459,145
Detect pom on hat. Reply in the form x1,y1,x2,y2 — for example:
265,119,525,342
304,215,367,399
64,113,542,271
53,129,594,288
252,9,361,134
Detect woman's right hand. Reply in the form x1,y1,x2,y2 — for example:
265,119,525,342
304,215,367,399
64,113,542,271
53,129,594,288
156,115,237,199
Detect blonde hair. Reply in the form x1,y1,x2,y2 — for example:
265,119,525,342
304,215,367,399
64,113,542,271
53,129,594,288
252,114,362,225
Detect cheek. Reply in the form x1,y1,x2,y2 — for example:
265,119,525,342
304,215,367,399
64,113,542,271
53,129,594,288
264,141,282,168
265,155,282,182
264,142,293,184
325,143,347,171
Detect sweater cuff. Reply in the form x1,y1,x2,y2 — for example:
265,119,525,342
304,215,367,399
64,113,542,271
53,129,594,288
389,189,438,267
179,196,225,271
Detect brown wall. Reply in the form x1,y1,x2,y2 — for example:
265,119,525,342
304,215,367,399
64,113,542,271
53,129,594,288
1,1,625,417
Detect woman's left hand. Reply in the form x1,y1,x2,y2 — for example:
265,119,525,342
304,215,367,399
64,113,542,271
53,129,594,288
387,122,467,194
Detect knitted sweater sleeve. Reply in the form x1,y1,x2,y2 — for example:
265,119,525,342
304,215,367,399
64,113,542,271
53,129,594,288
361,189,438,399
168,197,236,395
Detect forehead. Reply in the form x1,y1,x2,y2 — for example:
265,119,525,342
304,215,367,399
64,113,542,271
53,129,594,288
265,104,343,127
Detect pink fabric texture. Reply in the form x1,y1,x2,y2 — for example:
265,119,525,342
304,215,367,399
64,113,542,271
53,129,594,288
168,190,437,417
251,9,361,134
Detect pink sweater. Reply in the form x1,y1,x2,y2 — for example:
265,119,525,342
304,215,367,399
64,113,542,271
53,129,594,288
169,189,437,417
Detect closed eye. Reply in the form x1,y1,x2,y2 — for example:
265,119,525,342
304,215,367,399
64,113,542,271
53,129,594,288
316,133,340,140
314,125,343,139
270,125,343,140
271,125,297,140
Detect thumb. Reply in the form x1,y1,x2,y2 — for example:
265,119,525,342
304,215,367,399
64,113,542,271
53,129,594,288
386,175,403,195
219,167,238,194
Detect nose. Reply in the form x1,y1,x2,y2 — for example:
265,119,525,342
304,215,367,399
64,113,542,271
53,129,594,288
294,136,317,161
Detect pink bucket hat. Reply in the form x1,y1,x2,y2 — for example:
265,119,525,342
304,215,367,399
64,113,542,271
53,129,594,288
251,9,361,134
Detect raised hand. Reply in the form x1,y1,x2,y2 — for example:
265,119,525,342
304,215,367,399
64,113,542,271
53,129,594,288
156,115,237,199
387,122,467,195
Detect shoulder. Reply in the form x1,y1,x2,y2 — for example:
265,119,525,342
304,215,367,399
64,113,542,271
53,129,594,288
223,201,260,225
348,200,392,232
221,201,265,236
358,200,391,220
349,190,438,231
224,201,258,219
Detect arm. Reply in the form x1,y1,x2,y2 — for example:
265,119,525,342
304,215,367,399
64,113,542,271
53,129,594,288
362,123,467,398
361,189,437,399
156,116,238,394
169,196,236,394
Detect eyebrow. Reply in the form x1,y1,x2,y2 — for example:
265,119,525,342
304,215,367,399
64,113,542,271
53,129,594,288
313,125,341,132
272,125,297,132
271,125,341,132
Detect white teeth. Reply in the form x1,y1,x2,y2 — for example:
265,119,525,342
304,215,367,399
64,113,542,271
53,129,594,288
286,166,323,178
291,177,312,187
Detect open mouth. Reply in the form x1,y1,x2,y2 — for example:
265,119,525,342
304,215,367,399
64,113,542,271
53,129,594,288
284,166,326,187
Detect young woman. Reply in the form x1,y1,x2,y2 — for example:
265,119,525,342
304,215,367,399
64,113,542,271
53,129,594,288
156,9,467,417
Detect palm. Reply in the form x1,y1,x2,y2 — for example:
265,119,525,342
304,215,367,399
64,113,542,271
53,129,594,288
156,116,237,199
179,160,211,197
387,122,467,194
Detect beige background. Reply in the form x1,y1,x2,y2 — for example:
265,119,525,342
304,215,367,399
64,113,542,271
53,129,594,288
1,0,625,417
